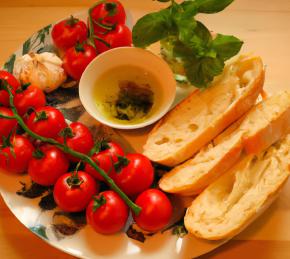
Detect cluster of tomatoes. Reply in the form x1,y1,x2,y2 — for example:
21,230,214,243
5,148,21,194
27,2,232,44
0,69,173,235
52,0,132,80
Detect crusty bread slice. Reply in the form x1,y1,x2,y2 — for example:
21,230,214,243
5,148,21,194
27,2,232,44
184,135,290,240
159,91,290,195
143,55,264,166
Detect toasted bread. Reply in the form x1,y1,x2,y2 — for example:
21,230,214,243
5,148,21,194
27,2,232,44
143,55,264,166
159,91,290,195
184,135,290,240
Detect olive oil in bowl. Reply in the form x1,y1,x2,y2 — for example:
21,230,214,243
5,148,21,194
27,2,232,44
94,65,163,125
79,47,176,130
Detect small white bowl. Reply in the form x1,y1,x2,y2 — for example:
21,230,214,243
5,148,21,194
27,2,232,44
79,47,176,130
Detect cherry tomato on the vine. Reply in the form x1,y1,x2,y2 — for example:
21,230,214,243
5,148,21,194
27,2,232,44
28,145,69,186
0,135,34,174
90,0,126,34
57,122,94,162
133,189,173,232
63,43,97,80
52,16,88,51
14,84,46,116
111,153,154,196
26,106,67,139
0,107,17,138
0,70,20,107
85,141,124,181
86,190,129,235
53,171,99,212
94,24,132,54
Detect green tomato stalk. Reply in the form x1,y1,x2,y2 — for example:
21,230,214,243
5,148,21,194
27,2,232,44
0,84,141,215
87,0,111,50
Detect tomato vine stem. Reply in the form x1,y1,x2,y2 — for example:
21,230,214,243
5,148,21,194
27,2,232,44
1,84,142,215
87,0,111,50
0,114,15,120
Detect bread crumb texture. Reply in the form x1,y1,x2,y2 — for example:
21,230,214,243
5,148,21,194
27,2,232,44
143,55,264,166
159,91,290,195
184,135,290,240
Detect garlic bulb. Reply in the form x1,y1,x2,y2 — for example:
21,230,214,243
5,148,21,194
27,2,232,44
13,52,67,93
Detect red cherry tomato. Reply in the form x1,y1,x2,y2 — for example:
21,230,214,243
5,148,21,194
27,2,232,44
52,16,88,50
57,122,94,162
26,106,67,139
90,0,126,33
54,171,99,212
14,84,46,116
28,145,69,186
86,190,129,235
63,43,97,80
0,107,17,138
133,189,173,232
111,153,154,196
0,70,20,107
0,135,34,174
94,24,132,54
85,141,124,181
87,153,112,181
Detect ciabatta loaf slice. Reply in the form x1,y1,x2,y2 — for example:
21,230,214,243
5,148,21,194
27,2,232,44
159,91,290,195
143,55,264,166
184,135,290,240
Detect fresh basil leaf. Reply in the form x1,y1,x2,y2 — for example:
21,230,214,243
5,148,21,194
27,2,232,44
180,0,197,10
175,22,212,58
177,19,197,44
193,21,212,45
132,9,172,47
195,0,234,14
173,2,198,44
211,33,243,60
186,21,213,56
173,40,194,59
187,34,207,56
133,0,241,88
184,56,224,87
180,0,198,12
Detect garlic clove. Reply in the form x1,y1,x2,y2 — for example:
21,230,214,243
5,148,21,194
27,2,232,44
13,52,67,93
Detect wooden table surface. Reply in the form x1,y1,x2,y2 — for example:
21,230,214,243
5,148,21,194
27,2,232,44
0,0,290,258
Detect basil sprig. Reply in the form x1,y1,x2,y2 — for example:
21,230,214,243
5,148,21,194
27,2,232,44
132,0,243,88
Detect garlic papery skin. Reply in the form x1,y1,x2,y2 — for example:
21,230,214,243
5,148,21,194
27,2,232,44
13,52,67,93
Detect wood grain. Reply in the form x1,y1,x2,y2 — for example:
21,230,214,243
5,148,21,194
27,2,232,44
0,0,290,258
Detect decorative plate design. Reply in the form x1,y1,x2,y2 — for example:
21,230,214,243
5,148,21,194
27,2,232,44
0,10,225,259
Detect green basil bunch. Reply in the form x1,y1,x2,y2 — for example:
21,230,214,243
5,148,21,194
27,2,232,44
132,0,243,88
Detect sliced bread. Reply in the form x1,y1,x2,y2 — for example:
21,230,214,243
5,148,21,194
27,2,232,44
184,135,290,240
159,91,290,195
143,55,264,166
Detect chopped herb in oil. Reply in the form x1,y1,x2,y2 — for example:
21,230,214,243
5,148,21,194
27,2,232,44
109,80,154,121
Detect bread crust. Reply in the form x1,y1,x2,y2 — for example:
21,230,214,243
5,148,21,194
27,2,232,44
159,137,244,195
185,178,287,240
244,105,290,154
143,55,265,166
159,91,290,195
184,136,290,240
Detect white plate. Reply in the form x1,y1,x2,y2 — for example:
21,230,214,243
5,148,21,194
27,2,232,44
0,9,233,259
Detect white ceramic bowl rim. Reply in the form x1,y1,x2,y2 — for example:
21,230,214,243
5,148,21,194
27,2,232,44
79,47,176,130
